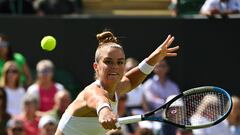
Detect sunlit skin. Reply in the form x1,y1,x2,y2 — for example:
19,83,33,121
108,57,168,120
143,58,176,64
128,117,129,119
6,65,20,89
55,35,179,134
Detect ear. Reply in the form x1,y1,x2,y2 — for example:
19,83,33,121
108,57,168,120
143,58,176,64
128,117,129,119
93,62,98,72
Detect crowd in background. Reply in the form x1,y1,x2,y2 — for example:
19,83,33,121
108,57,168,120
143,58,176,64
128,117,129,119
0,0,240,17
0,33,240,135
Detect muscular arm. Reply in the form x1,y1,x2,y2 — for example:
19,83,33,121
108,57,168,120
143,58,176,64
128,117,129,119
118,35,179,95
84,85,117,129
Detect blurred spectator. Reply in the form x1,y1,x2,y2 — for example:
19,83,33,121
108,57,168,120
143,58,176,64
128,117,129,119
38,115,57,135
17,94,39,135
176,128,193,135
34,0,80,16
0,34,32,87
27,59,64,112
0,88,11,135
168,0,178,16
200,0,240,17
142,60,179,135
124,58,145,114
228,96,240,135
45,90,71,121
118,94,133,135
135,128,154,135
6,119,25,135
0,61,25,116
191,95,231,135
0,0,35,15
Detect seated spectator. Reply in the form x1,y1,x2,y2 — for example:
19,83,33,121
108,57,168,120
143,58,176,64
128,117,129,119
142,60,179,135
17,94,39,135
38,115,57,135
124,58,145,114
142,60,179,111
200,0,240,17
0,0,36,14
6,119,25,135
27,60,64,112
0,88,11,135
34,0,79,16
228,96,240,135
168,0,178,16
118,94,133,135
0,34,32,87
191,95,231,135
45,90,71,121
0,61,25,116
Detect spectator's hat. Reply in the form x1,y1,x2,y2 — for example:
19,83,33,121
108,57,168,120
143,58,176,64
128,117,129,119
39,115,57,128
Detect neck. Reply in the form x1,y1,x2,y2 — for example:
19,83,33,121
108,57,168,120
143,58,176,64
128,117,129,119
158,76,166,85
24,112,35,120
98,80,117,98
6,82,17,89
38,80,53,89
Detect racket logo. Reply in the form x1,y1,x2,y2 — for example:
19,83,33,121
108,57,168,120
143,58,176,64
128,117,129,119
171,109,177,114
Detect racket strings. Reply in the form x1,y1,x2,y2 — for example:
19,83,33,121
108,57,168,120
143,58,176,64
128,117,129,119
166,91,229,126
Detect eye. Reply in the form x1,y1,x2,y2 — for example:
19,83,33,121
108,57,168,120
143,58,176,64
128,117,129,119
104,60,112,65
117,61,124,65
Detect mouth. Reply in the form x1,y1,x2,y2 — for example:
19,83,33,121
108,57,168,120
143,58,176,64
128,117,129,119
108,73,119,76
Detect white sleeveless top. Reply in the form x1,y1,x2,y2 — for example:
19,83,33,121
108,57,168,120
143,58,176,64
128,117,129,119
58,80,118,135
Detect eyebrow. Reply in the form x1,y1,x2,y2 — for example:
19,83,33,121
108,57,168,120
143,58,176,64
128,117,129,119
104,57,125,60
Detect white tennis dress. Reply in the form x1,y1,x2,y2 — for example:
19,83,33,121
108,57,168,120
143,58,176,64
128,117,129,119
57,80,118,135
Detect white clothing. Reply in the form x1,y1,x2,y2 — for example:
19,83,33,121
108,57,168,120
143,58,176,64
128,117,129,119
5,86,25,116
57,80,118,135
201,0,240,13
27,82,64,99
126,85,144,107
191,115,231,135
143,75,179,110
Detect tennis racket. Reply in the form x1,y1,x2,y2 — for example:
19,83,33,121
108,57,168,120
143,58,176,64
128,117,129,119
116,86,232,129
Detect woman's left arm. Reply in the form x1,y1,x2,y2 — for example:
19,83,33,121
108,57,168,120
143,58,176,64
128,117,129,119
118,35,179,95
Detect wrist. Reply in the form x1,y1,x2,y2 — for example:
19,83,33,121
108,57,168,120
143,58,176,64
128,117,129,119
97,103,112,116
138,59,155,75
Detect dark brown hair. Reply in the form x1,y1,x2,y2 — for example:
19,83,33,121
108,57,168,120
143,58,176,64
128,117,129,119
0,88,7,113
94,31,123,63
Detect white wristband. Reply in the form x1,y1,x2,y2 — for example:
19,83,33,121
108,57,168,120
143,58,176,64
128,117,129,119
96,103,111,116
138,60,155,75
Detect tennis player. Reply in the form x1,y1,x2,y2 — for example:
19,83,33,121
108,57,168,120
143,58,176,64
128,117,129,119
55,31,179,135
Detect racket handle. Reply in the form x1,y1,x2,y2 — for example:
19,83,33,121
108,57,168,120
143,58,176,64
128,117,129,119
116,115,142,127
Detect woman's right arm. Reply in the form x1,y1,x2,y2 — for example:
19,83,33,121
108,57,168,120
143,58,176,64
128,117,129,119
84,86,118,130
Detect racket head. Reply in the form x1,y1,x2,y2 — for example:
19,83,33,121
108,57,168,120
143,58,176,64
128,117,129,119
163,86,232,129
143,86,232,129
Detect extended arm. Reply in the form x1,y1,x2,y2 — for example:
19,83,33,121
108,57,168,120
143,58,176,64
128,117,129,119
118,35,179,95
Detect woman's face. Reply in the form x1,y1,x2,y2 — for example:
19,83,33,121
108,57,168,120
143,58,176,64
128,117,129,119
37,68,53,82
7,65,19,84
94,46,125,84
24,102,37,115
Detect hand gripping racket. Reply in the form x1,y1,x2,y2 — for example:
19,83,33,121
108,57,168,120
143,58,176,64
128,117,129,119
116,86,232,129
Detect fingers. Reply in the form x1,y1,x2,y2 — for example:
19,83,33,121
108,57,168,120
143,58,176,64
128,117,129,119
167,45,179,53
167,53,178,57
100,114,117,130
161,35,171,47
166,36,175,47
160,35,175,49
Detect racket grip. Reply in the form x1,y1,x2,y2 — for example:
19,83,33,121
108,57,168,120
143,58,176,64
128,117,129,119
116,115,142,127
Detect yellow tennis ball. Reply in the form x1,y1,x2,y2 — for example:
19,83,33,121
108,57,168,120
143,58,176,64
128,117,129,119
41,36,56,51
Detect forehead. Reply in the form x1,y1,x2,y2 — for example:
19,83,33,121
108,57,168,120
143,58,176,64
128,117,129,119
100,46,125,59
